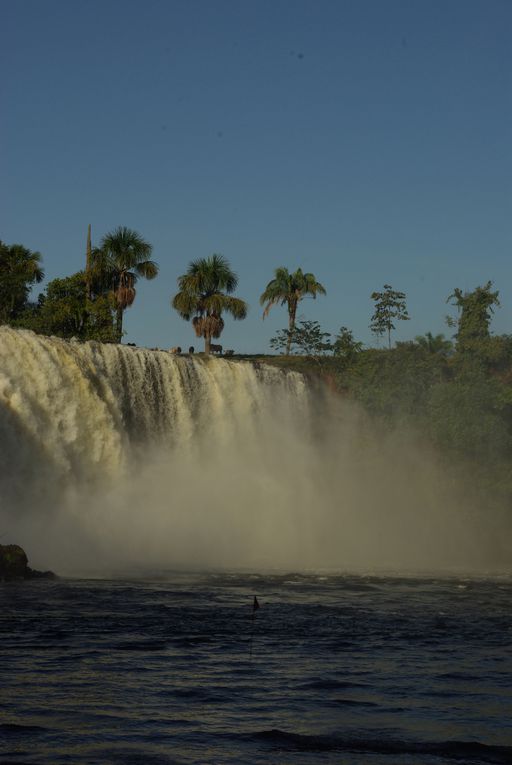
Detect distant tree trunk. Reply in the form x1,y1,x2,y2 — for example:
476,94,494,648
286,300,297,355
85,224,92,300
204,335,211,354
387,326,391,349
116,305,123,343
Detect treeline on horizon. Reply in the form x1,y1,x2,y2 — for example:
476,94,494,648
2,229,512,510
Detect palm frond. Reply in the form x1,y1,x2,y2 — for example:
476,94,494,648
172,290,198,321
260,266,325,318
115,285,136,309
100,226,154,271
192,314,225,338
222,295,248,320
134,260,158,280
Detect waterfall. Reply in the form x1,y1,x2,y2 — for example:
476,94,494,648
0,327,309,483
0,327,497,574
0,328,322,572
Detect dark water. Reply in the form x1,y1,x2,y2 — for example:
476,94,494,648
1,572,511,764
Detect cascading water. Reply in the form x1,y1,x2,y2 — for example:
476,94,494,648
0,327,321,571
0,327,501,574
0,327,310,484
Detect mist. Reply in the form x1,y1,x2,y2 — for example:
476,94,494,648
0,328,506,576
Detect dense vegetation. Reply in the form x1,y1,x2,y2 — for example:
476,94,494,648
0,228,158,343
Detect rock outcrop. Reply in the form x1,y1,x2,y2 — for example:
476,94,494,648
0,544,56,581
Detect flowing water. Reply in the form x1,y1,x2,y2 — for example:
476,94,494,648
1,328,510,762
1,572,511,764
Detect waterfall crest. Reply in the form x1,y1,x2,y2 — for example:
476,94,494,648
0,327,309,479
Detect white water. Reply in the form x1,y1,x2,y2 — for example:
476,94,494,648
0,327,500,574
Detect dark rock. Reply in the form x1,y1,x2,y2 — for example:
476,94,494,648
0,544,56,581
0,544,27,579
26,566,56,580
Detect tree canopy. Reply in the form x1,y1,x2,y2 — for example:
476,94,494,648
333,326,364,361
93,226,158,342
447,281,500,353
370,284,410,348
0,241,44,323
270,319,332,356
13,272,118,342
260,267,326,355
414,332,453,356
172,254,247,353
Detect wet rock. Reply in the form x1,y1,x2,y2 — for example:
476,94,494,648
0,544,56,581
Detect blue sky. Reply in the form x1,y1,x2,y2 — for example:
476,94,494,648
2,0,511,351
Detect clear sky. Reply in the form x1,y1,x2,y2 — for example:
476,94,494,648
2,0,511,352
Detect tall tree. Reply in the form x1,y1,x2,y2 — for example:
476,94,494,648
260,267,326,355
370,284,410,349
0,241,44,323
93,226,158,342
172,254,247,353
447,281,500,352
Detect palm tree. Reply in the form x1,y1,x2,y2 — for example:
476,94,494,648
172,254,247,354
93,226,158,342
0,241,44,323
260,267,326,355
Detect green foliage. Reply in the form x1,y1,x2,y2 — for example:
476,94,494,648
427,364,512,459
447,281,500,353
479,334,512,371
370,284,410,348
269,328,292,354
260,267,326,355
332,326,363,361
85,294,119,342
269,320,332,357
414,332,453,356
292,320,332,356
0,240,44,323
16,272,117,342
42,273,89,336
172,254,247,353
341,343,447,421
